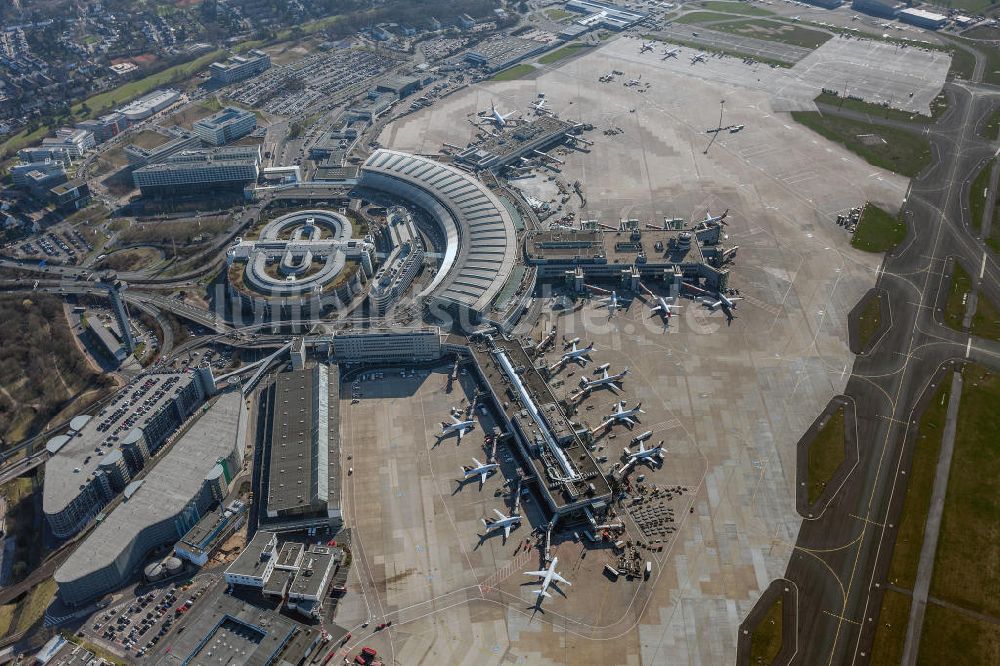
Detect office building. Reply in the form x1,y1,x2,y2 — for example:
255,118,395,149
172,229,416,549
132,145,261,196
209,50,271,85
11,159,65,187
54,392,245,605
123,127,201,167
224,530,278,588
175,499,247,566
193,106,257,145
49,180,91,211
331,328,442,362
76,112,125,143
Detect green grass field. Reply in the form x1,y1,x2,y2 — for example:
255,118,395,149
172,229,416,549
490,64,536,81
927,365,1000,616
807,407,846,506
857,292,884,350
545,8,575,20
980,106,1000,141
852,204,907,253
749,596,783,664
537,43,591,65
971,290,1000,342
710,18,832,50
969,159,994,235
791,111,933,178
888,376,951,589
674,11,735,24
814,92,940,124
696,0,775,16
943,263,973,333
919,602,1000,664
869,589,912,666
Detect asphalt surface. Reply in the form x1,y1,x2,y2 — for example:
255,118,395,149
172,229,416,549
776,73,1000,663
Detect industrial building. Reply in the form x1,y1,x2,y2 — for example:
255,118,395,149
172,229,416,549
174,499,247,566
464,34,553,73
467,335,613,518
851,0,901,18
209,50,271,85
117,88,181,123
132,145,262,196
331,327,443,363
193,106,257,145
358,149,519,326
152,594,337,665
524,217,735,292
455,115,580,171
225,532,341,619
54,392,246,605
43,368,217,539
263,365,342,532
898,7,948,28
564,0,649,30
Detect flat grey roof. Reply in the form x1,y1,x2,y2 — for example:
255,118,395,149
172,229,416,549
359,150,518,316
55,393,243,585
226,530,276,580
43,372,200,517
289,548,335,598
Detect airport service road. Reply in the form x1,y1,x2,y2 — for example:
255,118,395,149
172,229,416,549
780,81,1000,664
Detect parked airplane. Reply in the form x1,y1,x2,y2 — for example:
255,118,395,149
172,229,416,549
579,366,628,394
531,98,550,114
682,282,742,321
440,415,475,442
626,440,664,466
462,458,498,487
701,208,729,226
588,285,629,315
639,41,655,53
555,340,594,368
478,101,516,128
648,294,682,323
524,557,571,598
662,47,680,59
482,509,521,541
729,124,745,133
691,52,708,64
606,400,644,428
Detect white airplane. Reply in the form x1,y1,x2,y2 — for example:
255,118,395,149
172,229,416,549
588,285,628,315
524,557,571,598
626,440,664,466
700,292,742,311
639,41,655,53
531,98,549,114
691,52,708,64
556,340,594,367
478,101,516,128
662,47,680,59
482,509,521,541
701,208,729,226
579,366,628,394
606,400,644,428
649,294,682,323
462,457,498,487
440,415,476,442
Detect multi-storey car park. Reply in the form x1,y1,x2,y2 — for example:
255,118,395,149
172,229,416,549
226,209,376,319
54,392,245,606
43,367,217,539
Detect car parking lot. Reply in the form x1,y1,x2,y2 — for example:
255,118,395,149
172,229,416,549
17,227,93,264
83,579,211,658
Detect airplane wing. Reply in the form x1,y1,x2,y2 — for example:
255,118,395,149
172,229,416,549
503,523,511,540
480,470,489,486
493,509,507,520
457,426,466,442
623,417,636,427
552,573,571,586
524,570,548,578
535,589,552,598
472,458,482,468
608,383,622,395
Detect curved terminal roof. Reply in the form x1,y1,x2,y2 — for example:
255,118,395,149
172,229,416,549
359,150,517,318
